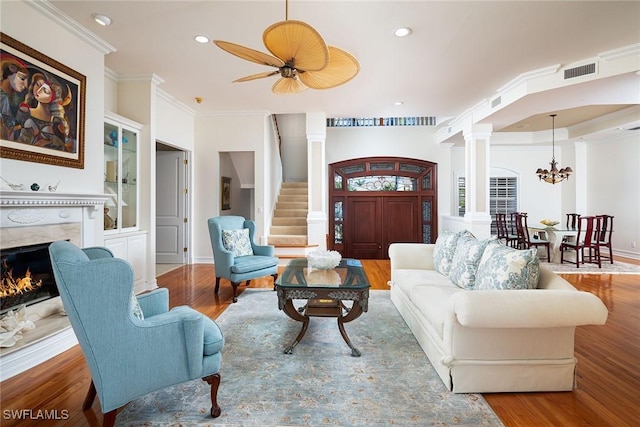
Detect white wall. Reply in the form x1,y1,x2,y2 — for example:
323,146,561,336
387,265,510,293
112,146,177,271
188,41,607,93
0,1,107,243
156,92,195,151
278,114,307,182
326,125,453,220
586,133,640,257
449,138,640,259
452,145,570,224
192,113,268,262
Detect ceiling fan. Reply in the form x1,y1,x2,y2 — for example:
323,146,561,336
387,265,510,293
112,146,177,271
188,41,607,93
213,0,360,94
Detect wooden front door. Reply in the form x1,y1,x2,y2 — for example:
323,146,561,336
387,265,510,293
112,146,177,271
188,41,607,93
349,197,382,259
329,157,437,259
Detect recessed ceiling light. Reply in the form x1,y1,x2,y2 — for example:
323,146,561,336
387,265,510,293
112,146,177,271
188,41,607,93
394,101,404,106
194,35,209,44
394,27,412,37
91,13,112,26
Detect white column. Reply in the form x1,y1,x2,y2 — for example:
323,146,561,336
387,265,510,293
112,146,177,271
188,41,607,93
574,141,588,214
462,124,493,239
306,113,327,248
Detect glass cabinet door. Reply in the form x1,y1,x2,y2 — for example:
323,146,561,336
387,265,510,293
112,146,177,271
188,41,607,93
104,113,140,233
121,127,137,229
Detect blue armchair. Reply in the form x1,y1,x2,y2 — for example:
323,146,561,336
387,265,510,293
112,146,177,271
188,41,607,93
208,216,278,302
48,240,224,426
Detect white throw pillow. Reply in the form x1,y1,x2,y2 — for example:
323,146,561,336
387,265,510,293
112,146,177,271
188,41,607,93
222,228,254,257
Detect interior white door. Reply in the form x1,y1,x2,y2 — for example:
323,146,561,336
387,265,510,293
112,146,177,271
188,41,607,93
156,151,186,263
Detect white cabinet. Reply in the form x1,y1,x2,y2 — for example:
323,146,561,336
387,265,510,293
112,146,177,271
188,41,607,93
103,112,147,289
104,112,141,233
104,233,148,287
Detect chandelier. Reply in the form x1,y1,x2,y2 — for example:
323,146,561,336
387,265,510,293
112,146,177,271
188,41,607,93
536,114,573,184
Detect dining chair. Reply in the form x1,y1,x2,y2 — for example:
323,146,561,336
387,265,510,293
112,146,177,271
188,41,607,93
514,212,550,260
566,213,580,230
560,215,602,268
509,212,520,238
595,214,614,264
495,213,518,247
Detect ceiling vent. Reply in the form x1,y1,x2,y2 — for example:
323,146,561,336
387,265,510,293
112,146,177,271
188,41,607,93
564,63,596,79
491,96,502,108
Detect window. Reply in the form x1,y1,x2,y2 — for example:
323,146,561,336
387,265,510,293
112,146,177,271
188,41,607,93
457,177,518,233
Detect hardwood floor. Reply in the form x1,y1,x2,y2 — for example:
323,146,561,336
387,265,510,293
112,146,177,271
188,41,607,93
1,258,638,426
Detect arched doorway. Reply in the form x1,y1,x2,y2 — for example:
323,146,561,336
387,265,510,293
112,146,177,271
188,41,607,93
328,157,438,259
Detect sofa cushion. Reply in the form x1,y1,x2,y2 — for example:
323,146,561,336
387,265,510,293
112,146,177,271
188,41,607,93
392,269,455,297
410,284,463,339
475,241,540,290
230,255,278,274
433,230,472,275
202,315,225,355
449,235,496,289
222,228,254,257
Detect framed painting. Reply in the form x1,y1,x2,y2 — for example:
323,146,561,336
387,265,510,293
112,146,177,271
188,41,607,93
1,32,86,169
221,176,231,210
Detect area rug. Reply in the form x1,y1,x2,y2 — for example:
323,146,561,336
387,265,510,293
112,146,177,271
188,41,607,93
542,260,640,274
116,289,503,426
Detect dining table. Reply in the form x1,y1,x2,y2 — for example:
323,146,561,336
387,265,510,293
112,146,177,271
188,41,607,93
528,226,578,263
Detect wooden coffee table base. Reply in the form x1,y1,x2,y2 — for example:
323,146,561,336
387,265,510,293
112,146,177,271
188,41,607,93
278,290,369,357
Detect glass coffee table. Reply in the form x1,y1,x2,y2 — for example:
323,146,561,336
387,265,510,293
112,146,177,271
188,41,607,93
275,258,370,357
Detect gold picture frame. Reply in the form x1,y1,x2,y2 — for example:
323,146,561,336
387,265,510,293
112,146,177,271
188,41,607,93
1,32,86,168
221,176,231,210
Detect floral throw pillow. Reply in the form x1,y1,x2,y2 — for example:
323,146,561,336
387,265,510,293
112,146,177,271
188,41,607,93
131,295,144,320
475,240,540,290
433,230,473,276
449,235,496,289
222,228,254,257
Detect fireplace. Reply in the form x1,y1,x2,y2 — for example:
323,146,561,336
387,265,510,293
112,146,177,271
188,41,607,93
1,241,60,315
0,191,107,381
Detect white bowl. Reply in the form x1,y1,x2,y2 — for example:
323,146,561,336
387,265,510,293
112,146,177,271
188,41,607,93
307,250,342,270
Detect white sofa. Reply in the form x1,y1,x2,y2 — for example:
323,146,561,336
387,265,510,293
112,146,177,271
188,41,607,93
388,240,609,393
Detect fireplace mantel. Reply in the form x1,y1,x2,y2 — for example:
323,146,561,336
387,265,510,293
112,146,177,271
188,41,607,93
0,191,108,381
1,191,107,213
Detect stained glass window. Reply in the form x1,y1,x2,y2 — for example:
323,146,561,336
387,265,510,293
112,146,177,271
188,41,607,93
347,175,416,191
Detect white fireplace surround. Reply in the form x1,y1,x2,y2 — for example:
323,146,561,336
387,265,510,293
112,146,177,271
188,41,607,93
0,191,107,381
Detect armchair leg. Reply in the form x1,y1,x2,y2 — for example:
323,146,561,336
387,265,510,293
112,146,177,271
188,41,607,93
103,410,117,427
231,282,240,303
214,277,221,294
202,373,222,418
82,381,97,410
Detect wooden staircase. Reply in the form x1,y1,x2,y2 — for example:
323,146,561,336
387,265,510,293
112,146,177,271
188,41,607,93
268,182,316,260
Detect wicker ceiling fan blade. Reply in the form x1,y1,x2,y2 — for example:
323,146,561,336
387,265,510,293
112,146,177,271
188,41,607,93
263,20,329,71
298,46,360,90
272,77,308,95
214,40,284,68
233,71,280,82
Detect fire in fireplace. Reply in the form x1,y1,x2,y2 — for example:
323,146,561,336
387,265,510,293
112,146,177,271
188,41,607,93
0,242,59,315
